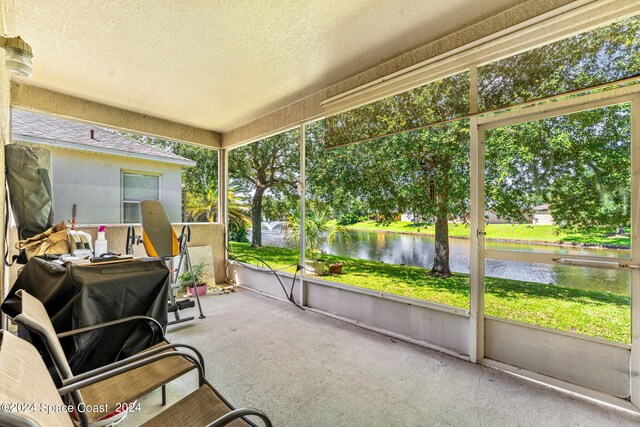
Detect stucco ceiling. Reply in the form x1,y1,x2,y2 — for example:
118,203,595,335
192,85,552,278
9,0,522,133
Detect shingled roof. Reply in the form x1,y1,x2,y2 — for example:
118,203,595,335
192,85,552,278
11,109,196,167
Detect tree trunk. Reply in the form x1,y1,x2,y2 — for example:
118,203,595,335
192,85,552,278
431,172,451,277
251,189,265,246
431,208,451,277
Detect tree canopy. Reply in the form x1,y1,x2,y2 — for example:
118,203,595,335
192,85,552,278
485,104,631,231
229,130,299,246
479,15,640,111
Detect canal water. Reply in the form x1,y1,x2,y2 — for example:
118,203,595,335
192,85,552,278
257,228,630,295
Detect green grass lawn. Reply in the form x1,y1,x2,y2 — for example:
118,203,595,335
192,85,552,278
229,242,630,343
333,220,630,248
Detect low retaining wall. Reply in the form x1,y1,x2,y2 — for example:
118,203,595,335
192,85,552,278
227,262,470,359
6,222,226,287
484,316,631,398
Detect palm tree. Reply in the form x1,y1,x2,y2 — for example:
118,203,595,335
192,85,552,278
283,206,349,259
186,183,251,237
227,189,251,240
187,183,218,222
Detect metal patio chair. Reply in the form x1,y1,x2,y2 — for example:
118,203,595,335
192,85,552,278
0,330,272,427
9,290,202,426
0,332,74,427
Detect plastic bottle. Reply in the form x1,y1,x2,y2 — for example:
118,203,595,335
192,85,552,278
94,225,108,257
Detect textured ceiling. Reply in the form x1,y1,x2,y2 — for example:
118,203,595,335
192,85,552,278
10,0,522,132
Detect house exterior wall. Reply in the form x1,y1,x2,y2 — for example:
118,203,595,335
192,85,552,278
533,212,554,225
42,146,183,224
485,211,508,225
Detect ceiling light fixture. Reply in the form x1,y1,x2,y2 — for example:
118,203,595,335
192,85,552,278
0,36,33,77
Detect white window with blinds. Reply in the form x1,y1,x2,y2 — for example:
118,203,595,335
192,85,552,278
121,171,160,223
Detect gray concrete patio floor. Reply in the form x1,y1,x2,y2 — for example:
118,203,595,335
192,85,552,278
126,289,640,426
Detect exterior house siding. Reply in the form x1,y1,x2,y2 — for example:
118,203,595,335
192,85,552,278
46,146,183,224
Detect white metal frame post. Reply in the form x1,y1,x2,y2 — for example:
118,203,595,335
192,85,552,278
299,123,306,306
631,95,640,408
468,64,484,363
219,148,229,259
469,117,485,363
469,66,478,116
0,5,11,330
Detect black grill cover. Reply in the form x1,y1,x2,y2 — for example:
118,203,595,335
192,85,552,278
2,256,169,374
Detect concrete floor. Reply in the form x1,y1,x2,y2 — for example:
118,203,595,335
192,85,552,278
126,289,640,427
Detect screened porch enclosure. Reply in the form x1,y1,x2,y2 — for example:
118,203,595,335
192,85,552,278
224,5,640,412
4,0,640,421
229,91,640,411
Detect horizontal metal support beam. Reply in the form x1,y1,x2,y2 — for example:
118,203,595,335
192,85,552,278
478,83,640,129
485,249,631,268
11,83,221,148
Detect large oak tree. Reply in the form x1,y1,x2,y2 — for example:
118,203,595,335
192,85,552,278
307,15,640,277
229,130,299,246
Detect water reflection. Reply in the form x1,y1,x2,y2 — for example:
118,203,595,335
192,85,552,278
255,229,630,295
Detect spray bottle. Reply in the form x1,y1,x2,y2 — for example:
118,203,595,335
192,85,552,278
94,225,108,257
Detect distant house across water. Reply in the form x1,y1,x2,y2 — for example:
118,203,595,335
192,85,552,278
532,204,554,225
485,204,553,225
11,109,195,224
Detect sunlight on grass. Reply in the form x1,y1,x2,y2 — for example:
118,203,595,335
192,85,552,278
229,242,630,343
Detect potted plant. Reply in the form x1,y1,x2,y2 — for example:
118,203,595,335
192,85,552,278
179,262,208,296
305,250,328,276
328,261,343,275
283,207,350,276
